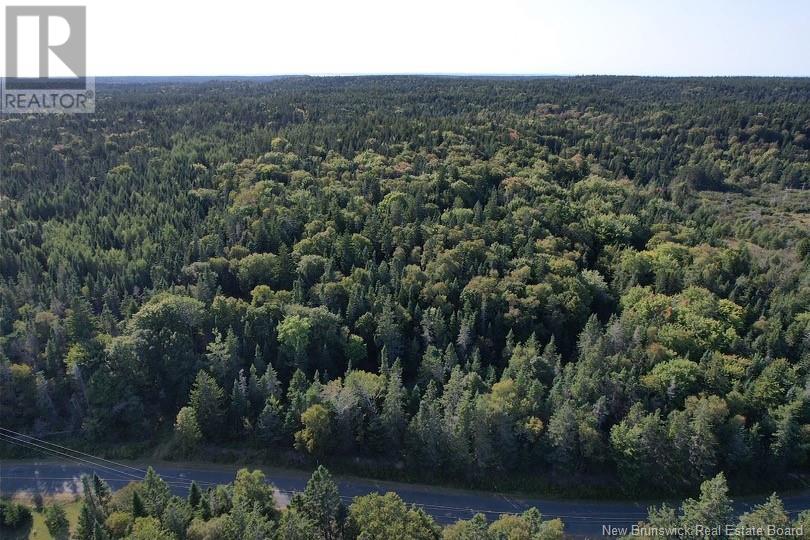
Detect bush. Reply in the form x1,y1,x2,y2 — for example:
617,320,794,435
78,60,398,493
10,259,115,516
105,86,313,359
0,499,33,529
105,511,133,538
44,504,70,540
187,515,232,540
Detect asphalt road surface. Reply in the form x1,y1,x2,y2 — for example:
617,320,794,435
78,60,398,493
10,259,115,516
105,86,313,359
1,461,808,537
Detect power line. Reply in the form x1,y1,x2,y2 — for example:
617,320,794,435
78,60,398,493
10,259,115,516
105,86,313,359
0,433,199,488
10,428,786,523
0,427,197,486
0,432,144,482
0,427,149,476
0,473,210,491
4,449,795,523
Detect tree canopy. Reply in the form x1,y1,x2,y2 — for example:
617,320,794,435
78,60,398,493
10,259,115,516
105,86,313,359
1,76,809,496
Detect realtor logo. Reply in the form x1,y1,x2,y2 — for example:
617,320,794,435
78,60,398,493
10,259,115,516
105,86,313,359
2,5,95,113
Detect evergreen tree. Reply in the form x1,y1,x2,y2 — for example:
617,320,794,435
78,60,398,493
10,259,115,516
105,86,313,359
295,466,344,540
92,520,110,540
229,369,250,435
375,298,402,361
74,503,95,540
132,491,147,518
188,481,202,509
92,474,111,508
277,508,316,540
205,328,239,384
189,370,225,439
260,362,282,400
737,494,791,537
44,504,70,540
247,362,263,412
284,369,310,435
257,396,284,443
141,467,171,517
161,497,192,539
407,382,444,470
381,359,406,448
679,473,733,533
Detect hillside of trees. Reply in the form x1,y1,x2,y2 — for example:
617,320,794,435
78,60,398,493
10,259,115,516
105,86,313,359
1,76,809,496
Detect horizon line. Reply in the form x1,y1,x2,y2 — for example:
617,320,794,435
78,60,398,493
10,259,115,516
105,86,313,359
80,73,810,79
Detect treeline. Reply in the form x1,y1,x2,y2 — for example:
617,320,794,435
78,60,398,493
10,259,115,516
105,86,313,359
1,76,809,495
1,465,563,540
623,473,808,540
4,467,808,540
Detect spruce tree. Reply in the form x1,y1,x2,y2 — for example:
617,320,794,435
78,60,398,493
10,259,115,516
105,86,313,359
189,370,225,439
132,491,147,518
74,503,94,540
381,359,406,447
188,481,202,509
296,466,344,540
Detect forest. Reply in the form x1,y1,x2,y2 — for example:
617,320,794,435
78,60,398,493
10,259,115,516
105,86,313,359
1,76,809,501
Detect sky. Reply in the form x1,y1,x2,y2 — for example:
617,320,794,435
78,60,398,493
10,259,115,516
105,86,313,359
2,0,809,77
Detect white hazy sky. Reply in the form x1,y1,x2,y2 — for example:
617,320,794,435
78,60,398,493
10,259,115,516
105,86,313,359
2,0,809,76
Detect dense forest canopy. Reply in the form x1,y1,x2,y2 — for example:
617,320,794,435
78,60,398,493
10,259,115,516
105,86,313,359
1,76,809,496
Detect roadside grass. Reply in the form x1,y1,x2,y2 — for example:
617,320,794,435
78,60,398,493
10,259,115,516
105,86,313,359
13,500,81,540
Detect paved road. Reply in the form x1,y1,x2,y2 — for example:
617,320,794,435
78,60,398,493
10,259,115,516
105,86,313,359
1,461,808,537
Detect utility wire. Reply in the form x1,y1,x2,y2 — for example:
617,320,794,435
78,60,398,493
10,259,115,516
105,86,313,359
0,427,149,476
0,427,199,486
0,433,201,488
0,432,144,481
